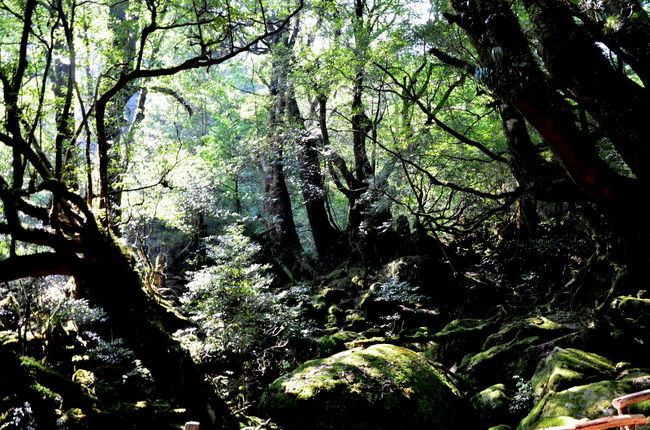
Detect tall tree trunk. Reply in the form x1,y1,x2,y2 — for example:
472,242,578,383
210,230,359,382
260,145,303,258
98,0,139,228
74,232,236,430
259,29,304,265
286,91,341,260
445,0,649,259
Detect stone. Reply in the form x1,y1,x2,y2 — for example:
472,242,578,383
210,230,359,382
517,372,650,430
261,344,474,430
472,383,510,421
530,348,616,398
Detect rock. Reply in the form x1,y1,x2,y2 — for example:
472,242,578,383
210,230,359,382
472,383,510,422
517,372,650,430
316,331,359,356
344,311,367,331
482,316,567,350
326,305,344,328
430,318,498,365
611,296,650,330
261,344,474,430
461,336,540,382
456,315,575,386
530,348,616,398
321,287,349,304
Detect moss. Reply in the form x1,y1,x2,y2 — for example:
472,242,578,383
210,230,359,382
0,330,19,346
358,291,373,308
612,295,650,310
462,336,540,372
483,316,565,350
530,348,615,398
472,383,510,421
517,374,650,430
404,326,430,341
321,287,348,304
473,383,509,408
20,356,96,408
317,331,359,356
344,337,388,348
611,296,650,328
312,294,327,311
344,312,366,328
326,305,344,327
262,344,473,430
430,318,500,365
433,318,494,338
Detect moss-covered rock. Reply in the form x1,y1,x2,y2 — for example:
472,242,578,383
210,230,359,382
530,348,616,398
611,296,650,330
472,383,510,422
430,318,498,365
326,305,344,327
344,311,367,331
261,344,474,430
483,316,566,350
317,331,360,356
461,336,540,378
434,318,495,338
517,372,650,430
321,287,349,304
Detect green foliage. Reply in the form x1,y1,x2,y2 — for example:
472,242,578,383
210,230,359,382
509,375,534,414
0,277,106,348
372,277,424,306
175,225,311,362
1,401,37,430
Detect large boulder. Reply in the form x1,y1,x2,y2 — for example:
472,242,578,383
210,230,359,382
518,375,650,430
517,347,650,430
261,344,474,430
530,347,616,398
429,318,498,365
472,383,510,422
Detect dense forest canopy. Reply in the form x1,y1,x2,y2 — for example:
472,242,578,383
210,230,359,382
1,0,650,429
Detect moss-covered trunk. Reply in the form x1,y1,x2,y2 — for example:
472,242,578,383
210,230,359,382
74,232,235,430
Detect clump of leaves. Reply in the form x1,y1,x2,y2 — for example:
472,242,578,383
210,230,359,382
1,401,36,430
509,375,534,414
175,225,312,379
373,277,424,306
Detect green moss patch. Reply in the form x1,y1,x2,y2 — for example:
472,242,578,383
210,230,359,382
483,316,566,350
530,348,615,398
261,344,474,430
517,374,650,430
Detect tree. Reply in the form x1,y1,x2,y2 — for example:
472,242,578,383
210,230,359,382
0,0,301,428
436,0,649,260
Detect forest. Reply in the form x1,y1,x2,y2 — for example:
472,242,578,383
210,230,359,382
1,0,650,429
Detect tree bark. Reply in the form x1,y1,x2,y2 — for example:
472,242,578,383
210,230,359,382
522,0,650,184
75,233,236,430
285,91,341,260
445,0,649,259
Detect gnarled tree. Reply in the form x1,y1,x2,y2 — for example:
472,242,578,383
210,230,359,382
0,0,301,428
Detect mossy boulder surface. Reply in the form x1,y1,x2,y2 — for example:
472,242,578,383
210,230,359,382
460,335,540,383
472,383,510,421
482,316,566,350
261,344,473,430
430,318,497,365
611,296,650,329
530,347,616,398
518,373,650,430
